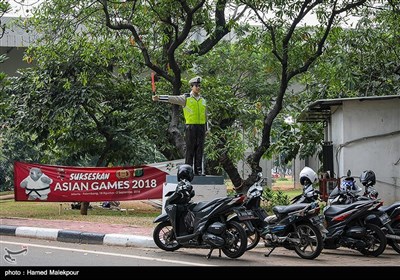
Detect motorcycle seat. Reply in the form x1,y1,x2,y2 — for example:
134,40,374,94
379,201,400,213
324,200,372,216
273,203,309,215
190,197,228,212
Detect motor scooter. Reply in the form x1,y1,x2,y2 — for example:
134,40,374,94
153,165,248,259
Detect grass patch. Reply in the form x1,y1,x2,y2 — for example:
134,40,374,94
0,199,160,227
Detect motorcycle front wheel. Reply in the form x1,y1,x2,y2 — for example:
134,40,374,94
153,221,181,251
221,220,248,258
388,220,400,254
359,223,387,257
293,223,323,260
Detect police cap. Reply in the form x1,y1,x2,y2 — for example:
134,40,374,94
189,76,202,85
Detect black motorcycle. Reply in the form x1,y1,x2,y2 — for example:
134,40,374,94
234,172,326,259
357,170,400,254
261,201,326,259
152,165,248,259
328,169,400,254
288,169,388,256
232,172,266,250
323,196,388,256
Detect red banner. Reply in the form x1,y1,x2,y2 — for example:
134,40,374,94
13,161,168,202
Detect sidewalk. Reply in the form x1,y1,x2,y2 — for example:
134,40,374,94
0,217,156,248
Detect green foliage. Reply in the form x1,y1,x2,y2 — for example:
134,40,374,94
302,4,400,98
0,2,172,189
199,39,278,167
0,0,10,39
3,65,167,163
0,166,6,191
261,188,290,214
227,188,236,197
0,0,10,118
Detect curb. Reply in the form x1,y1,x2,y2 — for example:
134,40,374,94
0,225,156,248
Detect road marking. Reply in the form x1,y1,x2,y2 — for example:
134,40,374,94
0,240,215,266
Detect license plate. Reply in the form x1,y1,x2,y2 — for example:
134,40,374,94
379,213,391,225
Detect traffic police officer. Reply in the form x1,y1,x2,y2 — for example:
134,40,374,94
152,76,207,175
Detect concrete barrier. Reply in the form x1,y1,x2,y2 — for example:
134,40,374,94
161,175,226,213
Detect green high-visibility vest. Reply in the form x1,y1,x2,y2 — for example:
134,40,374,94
183,96,206,124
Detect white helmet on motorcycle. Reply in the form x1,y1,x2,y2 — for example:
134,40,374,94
299,166,318,186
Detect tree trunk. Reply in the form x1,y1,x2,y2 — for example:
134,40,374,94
80,202,90,215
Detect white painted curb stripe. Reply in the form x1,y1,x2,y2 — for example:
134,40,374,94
103,233,156,248
4,225,155,248
16,226,60,240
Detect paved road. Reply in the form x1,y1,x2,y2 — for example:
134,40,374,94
1,236,398,268
1,214,399,277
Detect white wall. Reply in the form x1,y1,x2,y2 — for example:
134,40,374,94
331,98,400,204
331,106,344,177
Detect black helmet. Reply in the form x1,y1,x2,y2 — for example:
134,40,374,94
360,170,376,187
177,164,194,182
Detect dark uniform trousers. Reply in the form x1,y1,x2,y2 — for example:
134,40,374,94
185,124,206,175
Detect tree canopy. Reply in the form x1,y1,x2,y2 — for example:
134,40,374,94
1,0,399,196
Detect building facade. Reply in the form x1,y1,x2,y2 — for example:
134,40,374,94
300,95,400,204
